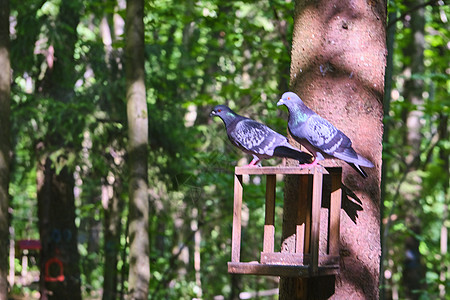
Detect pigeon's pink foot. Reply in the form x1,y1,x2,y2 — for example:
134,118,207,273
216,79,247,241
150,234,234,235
246,158,260,167
299,158,319,168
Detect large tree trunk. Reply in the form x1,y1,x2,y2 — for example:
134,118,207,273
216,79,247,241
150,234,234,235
280,0,386,298
0,0,11,298
36,1,82,299
126,0,150,298
37,157,81,300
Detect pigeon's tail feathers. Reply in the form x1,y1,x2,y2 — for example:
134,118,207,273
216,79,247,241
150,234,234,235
350,163,369,178
356,154,374,168
273,146,314,164
333,151,374,168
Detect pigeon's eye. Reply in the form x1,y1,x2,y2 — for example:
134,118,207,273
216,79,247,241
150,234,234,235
287,97,291,100
217,109,222,112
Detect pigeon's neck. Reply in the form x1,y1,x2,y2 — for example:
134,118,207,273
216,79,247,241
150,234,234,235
221,112,239,127
288,104,309,126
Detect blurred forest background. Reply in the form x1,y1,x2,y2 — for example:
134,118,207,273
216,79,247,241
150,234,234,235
0,0,448,299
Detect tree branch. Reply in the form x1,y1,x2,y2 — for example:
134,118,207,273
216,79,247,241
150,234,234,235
387,0,440,29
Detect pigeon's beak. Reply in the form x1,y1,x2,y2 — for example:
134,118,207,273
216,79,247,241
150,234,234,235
209,111,216,117
277,99,284,106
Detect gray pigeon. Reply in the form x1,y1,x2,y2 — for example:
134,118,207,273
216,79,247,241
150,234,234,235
277,92,374,177
210,105,313,166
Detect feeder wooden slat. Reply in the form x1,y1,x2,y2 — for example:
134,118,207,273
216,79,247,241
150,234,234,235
263,175,276,253
260,252,339,266
304,175,312,255
295,224,304,254
329,170,342,256
297,174,311,254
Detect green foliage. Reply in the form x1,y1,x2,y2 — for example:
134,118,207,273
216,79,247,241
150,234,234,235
382,1,450,298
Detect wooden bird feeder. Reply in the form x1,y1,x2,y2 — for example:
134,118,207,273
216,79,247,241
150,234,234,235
227,165,341,277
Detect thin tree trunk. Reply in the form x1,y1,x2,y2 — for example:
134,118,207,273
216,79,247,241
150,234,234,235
102,178,123,300
192,208,202,298
401,1,426,298
79,184,101,294
280,0,386,298
438,114,449,298
230,274,242,300
0,0,11,298
403,0,425,167
126,0,150,298
380,10,397,300
99,9,127,300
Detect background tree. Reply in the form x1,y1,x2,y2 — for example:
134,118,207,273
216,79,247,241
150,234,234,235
34,0,83,298
0,0,11,298
399,0,427,297
125,0,150,298
280,0,386,298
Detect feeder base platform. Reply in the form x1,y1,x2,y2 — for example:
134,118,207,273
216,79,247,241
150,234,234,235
228,262,339,277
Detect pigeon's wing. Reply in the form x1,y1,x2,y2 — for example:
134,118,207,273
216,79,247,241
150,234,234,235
303,115,352,154
229,119,288,157
304,115,374,167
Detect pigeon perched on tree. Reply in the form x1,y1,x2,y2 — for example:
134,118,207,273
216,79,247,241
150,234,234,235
277,92,374,177
210,104,313,166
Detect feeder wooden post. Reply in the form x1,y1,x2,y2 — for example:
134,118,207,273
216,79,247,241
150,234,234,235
329,169,342,256
231,174,243,263
295,176,310,254
263,175,276,253
310,167,323,274
295,174,311,258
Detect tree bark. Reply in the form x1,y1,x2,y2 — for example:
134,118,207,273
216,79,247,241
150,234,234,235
280,0,386,298
126,0,150,298
0,0,11,298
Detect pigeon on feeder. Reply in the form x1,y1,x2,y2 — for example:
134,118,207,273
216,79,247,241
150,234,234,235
210,104,313,167
277,92,374,177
